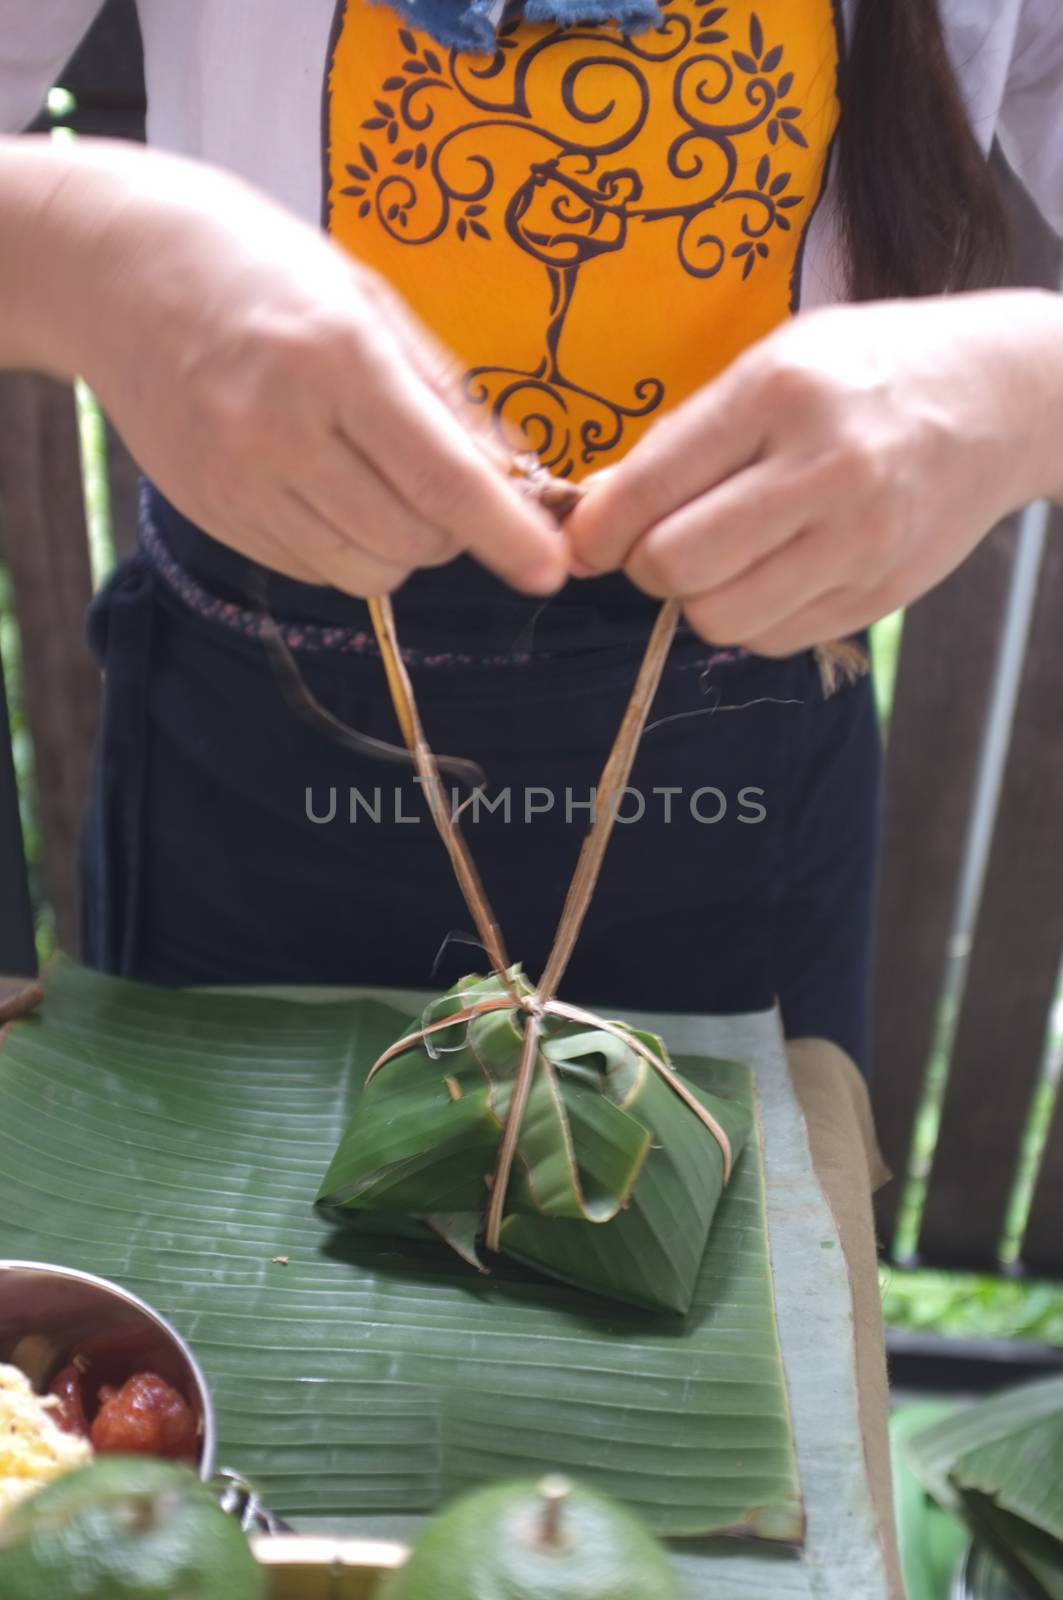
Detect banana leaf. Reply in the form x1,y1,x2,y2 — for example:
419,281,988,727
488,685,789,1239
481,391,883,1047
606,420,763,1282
906,1377,1063,1526
953,1415,1063,1600
907,1378,1063,1600
958,1542,1029,1600
317,970,752,1315
956,1499,1063,1600
890,1404,968,1600
0,958,801,1545
952,1415,1063,1547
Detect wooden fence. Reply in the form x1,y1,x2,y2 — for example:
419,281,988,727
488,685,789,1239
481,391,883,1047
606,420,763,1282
0,0,1061,1293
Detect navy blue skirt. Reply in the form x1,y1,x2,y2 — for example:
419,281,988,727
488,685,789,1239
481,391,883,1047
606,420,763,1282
81,489,881,1071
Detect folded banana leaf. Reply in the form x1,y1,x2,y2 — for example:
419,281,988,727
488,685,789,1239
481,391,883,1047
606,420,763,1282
316,970,753,1315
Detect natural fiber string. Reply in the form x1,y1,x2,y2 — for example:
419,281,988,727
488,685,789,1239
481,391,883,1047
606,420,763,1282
511,453,868,695
364,588,740,1251
536,597,680,1003
366,592,517,997
258,458,863,1252
250,570,487,791
814,637,869,695
353,458,743,1248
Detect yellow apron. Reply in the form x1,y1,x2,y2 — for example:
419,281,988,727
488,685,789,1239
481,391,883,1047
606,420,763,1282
326,0,840,478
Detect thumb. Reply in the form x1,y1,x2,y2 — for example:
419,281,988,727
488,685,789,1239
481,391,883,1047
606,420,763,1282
566,365,763,574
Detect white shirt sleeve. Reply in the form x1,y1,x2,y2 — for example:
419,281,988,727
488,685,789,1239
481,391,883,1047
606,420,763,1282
998,0,1063,235
0,0,107,131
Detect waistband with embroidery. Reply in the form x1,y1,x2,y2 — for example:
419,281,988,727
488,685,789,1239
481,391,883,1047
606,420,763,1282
137,493,744,674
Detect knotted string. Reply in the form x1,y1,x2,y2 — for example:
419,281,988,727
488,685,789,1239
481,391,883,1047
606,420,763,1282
257,457,863,1252
361,467,736,1248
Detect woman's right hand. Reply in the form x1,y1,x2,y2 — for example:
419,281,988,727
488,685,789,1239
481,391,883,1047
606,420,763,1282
11,138,566,597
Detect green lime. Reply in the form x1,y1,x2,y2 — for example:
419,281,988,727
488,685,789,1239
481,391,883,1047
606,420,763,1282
0,1456,264,1600
384,1475,682,1600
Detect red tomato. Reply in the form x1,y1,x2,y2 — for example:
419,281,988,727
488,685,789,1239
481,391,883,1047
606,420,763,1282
90,1373,198,1463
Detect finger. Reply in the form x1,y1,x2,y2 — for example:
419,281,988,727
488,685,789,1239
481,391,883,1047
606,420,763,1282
341,336,567,595
356,272,515,476
744,584,896,658
624,462,804,598
254,537,323,585
565,364,767,574
278,489,412,596
303,433,458,570
208,517,325,586
357,270,468,419
682,525,840,645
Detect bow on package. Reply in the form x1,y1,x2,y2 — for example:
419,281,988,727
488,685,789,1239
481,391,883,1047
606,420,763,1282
306,466,753,1316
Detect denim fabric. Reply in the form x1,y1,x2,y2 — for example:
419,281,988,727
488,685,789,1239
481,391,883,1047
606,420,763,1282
382,0,661,52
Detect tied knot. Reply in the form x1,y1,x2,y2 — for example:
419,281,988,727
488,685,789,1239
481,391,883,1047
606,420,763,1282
366,988,735,1253
350,547,715,1255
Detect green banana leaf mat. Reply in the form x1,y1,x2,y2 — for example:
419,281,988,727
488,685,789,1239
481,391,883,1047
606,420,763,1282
0,960,889,1596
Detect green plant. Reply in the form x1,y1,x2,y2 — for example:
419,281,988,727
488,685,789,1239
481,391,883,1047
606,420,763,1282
906,1375,1063,1599
882,1269,1063,1345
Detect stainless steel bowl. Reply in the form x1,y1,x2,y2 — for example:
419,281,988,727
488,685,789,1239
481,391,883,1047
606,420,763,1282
0,1259,215,1478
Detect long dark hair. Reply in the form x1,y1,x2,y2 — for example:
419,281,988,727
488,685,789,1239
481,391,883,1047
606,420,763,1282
837,0,1011,300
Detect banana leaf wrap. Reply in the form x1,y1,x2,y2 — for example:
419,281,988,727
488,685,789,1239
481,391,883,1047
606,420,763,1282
316,970,753,1314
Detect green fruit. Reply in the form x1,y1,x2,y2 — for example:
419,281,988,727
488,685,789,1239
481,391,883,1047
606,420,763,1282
0,1456,265,1600
384,1475,682,1600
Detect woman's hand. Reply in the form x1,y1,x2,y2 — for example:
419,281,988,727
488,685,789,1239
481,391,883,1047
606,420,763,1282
2,138,565,597
567,293,1063,654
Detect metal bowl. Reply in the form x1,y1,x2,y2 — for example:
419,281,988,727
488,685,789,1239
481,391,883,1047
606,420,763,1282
0,1259,215,1478
0,1261,414,1592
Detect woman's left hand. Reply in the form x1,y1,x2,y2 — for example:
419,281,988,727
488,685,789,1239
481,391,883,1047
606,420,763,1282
566,292,1063,655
